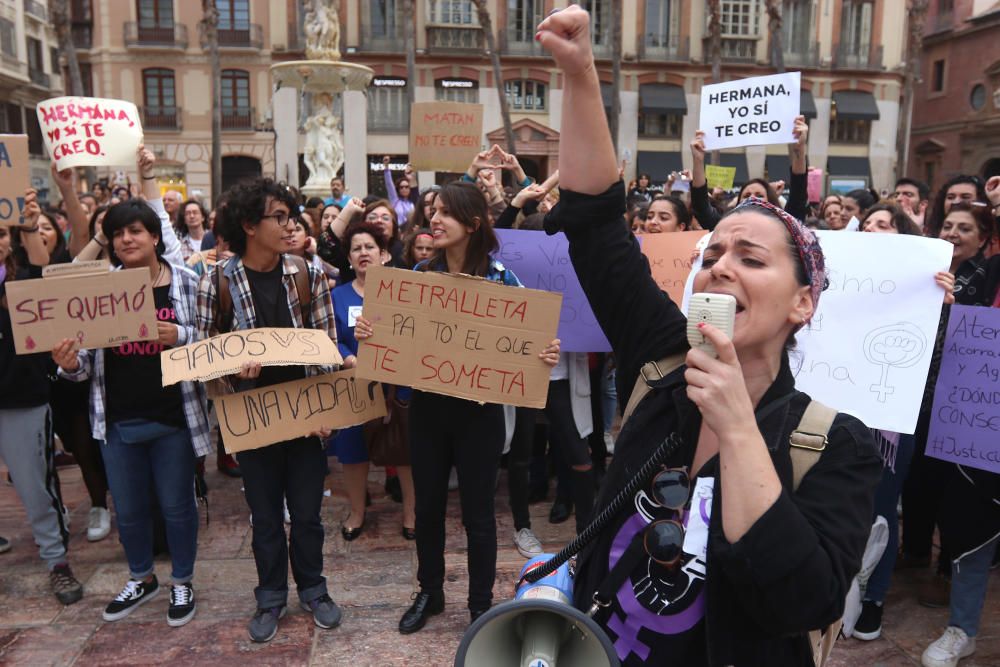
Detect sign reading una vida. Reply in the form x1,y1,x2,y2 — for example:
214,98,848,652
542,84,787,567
682,231,952,434
160,327,343,386
5,267,158,355
0,135,29,226
215,370,387,453
494,229,609,352
926,305,1000,474
36,96,144,170
699,72,800,151
408,101,484,173
355,265,562,408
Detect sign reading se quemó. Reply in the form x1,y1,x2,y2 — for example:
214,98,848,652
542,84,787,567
355,265,562,408
699,72,800,151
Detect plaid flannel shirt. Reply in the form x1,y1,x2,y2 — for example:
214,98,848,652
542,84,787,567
60,263,213,457
195,254,338,394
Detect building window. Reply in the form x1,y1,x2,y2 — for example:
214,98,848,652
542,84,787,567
830,118,871,145
721,0,761,36
221,68,252,129
431,0,476,25
367,0,400,39
508,0,542,45
505,79,546,111
218,0,250,30
578,0,610,46
368,77,409,132
970,84,986,110
0,18,16,58
142,67,176,128
27,38,43,72
50,47,59,73
839,1,873,58
137,0,173,28
26,107,44,155
931,59,945,92
782,0,812,58
645,0,678,50
1,103,23,134
638,113,682,138
924,160,935,188
436,79,479,104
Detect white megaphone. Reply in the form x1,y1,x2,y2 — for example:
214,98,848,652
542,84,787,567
454,555,620,667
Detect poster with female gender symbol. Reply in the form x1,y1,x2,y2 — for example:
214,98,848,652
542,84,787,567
682,231,952,434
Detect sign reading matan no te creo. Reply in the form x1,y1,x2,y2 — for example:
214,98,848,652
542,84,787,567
355,265,562,408
408,101,484,174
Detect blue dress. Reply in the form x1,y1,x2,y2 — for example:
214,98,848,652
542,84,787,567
327,282,368,463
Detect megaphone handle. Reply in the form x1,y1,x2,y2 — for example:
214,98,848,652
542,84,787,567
521,432,685,587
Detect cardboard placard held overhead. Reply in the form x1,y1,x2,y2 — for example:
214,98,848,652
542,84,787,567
215,371,387,453
0,135,29,227
704,165,736,190
161,327,343,386
355,265,562,408
699,72,800,151
36,96,144,170
408,102,484,173
640,231,709,305
926,306,1000,474
5,266,157,355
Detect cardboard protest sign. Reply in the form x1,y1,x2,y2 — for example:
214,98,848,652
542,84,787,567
0,135,29,226
215,370,387,453
161,328,343,386
640,231,709,305
700,72,800,151
807,167,823,203
926,306,1000,473
704,165,736,190
355,265,562,408
408,102,483,173
680,232,951,433
494,229,609,352
36,96,143,170
5,265,157,355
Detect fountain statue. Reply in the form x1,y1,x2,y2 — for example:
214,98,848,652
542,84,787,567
270,0,373,198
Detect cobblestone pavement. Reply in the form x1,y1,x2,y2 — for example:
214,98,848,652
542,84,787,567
0,460,996,666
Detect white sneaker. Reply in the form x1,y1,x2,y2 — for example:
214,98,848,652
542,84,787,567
604,431,615,455
514,528,543,559
922,627,976,667
87,507,111,542
283,499,291,525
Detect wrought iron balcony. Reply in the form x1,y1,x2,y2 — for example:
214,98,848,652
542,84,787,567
833,43,884,71
141,106,182,131
221,106,255,131
203,24,264,50
360,20,404,53
72,24,92,49
426,24,483,54
782,44,821,68
639,34,689,62
124,22,188,49
367,112,408,134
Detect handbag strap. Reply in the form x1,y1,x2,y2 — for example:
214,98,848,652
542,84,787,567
586,531,647,618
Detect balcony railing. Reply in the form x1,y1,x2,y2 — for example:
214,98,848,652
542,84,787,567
28,67,50,88
721,36,759,62
782,44,821,68
23,0,47,21
639,34,690,62
360,21,404,52
141,105,182,131
72,24,92,49
221,106,255,131
124,22,188,49
203,24,263,50
833,43,884,70
426,24,483,54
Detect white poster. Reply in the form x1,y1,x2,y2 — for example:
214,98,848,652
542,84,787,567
36,97,144,170
684,232,952,434
699,72,800,151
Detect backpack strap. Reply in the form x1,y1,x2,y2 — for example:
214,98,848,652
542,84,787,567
620,353,687,428
287,254,313,327
214,262,234,334
788,400,838,492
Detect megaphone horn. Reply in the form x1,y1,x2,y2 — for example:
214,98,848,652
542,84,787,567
454,556,620,667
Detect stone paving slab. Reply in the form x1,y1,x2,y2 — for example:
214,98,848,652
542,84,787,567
0,461,996,666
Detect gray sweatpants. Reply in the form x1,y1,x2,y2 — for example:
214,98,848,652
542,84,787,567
0,405,69,569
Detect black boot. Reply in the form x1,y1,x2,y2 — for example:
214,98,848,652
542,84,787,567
399,590,444,634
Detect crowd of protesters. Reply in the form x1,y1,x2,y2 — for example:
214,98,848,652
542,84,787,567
1,7,999,667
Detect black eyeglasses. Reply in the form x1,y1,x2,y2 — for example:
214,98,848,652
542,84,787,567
261,212,297,226
643,468,692,569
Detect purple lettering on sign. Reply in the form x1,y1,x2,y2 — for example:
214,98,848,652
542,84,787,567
926,305,1000,474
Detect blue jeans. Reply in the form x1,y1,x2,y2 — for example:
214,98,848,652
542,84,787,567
103,419,198,584
950,535,999,637
864,433,915,603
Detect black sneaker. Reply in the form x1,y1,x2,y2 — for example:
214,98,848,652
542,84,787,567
167,583,196,627
853,600,883,641
103,576,159,621
49,563,83,606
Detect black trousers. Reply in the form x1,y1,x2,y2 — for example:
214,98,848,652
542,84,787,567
410,391,504,611
237,436,328,608
507,407,537,532
902,409,950,574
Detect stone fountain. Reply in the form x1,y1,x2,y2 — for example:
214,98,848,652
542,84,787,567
270,0,373,199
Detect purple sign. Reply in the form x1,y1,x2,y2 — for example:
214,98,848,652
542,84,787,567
494,229,610,352
926,305,1000,474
